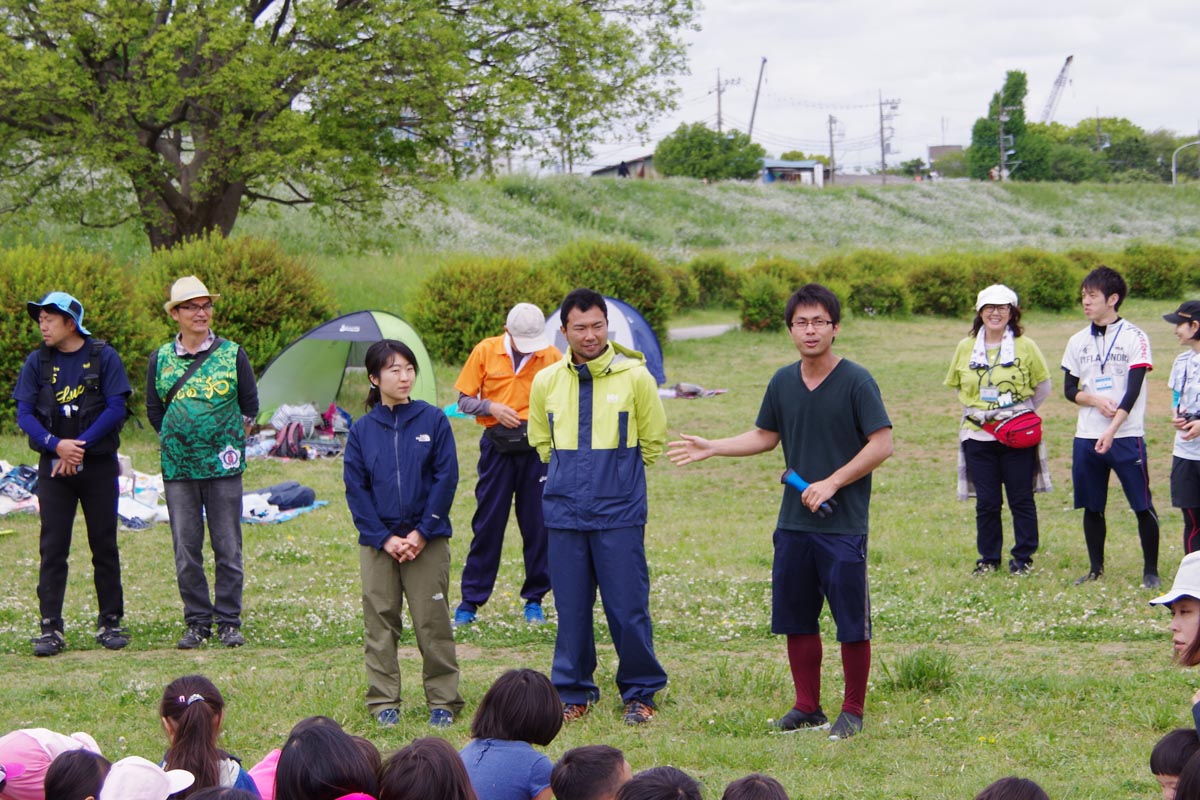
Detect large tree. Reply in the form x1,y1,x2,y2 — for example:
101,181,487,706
654,123,765,181
966,70,1027,180
0,0,695,248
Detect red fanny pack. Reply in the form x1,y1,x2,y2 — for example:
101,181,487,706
983,411,1043,448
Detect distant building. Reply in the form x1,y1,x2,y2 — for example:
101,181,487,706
591,155,657,179
927,145,963,164
761,158,825,187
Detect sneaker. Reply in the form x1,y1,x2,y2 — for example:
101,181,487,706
176,626,211,650
772,706,830,732
376,708,400,728
32,630,65,657
1009,561,1032,576
429,708,454,728
217,624,245,648
453,607,477,628
1073,569,1103,586
828,711,864,740
1144,573,1163,589
563,702,590,722
95,625,130,651
524,602,545,624
623,700,656,725
972,561,999,576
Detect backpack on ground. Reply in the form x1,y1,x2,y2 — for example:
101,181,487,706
271,422,308,459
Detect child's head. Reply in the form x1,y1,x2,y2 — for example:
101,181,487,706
1151,553,1200,666
1153,728,1200,800
98,756,194,800
973,777,1049,800
0,729,102,800
1080,266,1127,315
364,339,419,410
471,669,563,746
720,774,789,800
44,750,111,800
275,725,378,800
616,767,702,800
378,737,476,800
551,746,630,800
159,675,227,797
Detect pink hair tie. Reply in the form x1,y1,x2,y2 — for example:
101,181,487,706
334,794,377,800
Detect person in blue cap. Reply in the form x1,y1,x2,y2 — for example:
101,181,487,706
12,291,132,656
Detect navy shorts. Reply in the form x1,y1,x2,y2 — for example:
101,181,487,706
1072,437,1154,513
1172,457,1200,509
771,529,871,642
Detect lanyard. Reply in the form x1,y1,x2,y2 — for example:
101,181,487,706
984,344,1003,386
1094,322,1123,375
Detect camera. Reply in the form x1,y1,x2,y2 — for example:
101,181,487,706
1181,411,1200,424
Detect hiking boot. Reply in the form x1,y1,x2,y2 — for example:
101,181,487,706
1073,569,1103,586
176,626,211,650
524,602,545,624
563,702,590,722
429,708,454,728
218,624,245,647
772,706,829,732
623,700,656,725
95,625,130,651
453,607,477,628
828,711,863,740
1144,573,1163,589
1009,560,1032,576
376,708,400,728
32,630,65,657
972,561,999,576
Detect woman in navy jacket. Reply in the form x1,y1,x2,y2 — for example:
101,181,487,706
343,339,463,728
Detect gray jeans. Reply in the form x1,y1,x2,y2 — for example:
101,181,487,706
165,475,244,630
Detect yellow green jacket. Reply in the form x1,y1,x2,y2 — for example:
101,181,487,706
528,341,667,530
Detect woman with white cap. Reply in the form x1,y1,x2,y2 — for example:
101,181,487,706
945,284,1052,576
1150,552,1200,731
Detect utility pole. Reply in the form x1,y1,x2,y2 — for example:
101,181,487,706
717,69,723,133
828,114,838,185
1096,109,1102,151
747,57,767,140
998,105,1021,180
878,92,900,184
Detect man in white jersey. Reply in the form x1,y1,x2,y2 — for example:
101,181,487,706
1164,300,1200,554
1061,266,1160,589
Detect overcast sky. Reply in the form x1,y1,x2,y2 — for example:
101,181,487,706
578,0,1200,172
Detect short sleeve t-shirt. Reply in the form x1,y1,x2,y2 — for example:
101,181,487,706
944,335,1050,412
1170,349,1200,461
756,358,891,535
460,739,551,800
1061,319,1152,438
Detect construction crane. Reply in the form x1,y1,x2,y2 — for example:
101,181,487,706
1039,55,1074,124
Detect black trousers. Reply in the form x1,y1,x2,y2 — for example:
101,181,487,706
36,452,124,631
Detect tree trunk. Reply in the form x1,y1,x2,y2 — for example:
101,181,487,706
139,180,246,250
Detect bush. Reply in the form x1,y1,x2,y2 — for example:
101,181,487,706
738,273,789,333
1000,248,1079,312
546,240,675,338
0,244,157,430
134,234,339,373
849,272,910,317
688,255,742,308
664,263,700,311
409,258,567,364
906,257,978,316
1119,242,1185,299
744,256,807,291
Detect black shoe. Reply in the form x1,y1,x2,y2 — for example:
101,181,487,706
828,710,864,740
1009,560,1032,576
1143,573,1163,589
1073,569,1103,586
217,624,245,648
177,626,211,649
96,625,130,650
972,561,999,576
32,630,65,657
772,706,829,732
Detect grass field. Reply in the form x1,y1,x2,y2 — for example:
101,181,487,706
0,296,1196,799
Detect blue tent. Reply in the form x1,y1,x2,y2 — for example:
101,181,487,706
542,296,666,385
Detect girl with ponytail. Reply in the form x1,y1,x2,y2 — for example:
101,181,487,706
160,675,259,797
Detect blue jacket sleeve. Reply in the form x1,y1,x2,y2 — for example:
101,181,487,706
16,400,57,454
343,425,392,549
418,412,458,539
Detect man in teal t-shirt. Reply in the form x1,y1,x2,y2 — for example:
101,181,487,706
668,283,892,740
146,276,258,650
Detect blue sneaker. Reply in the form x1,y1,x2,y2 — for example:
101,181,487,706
453,607,477,628
429,708,454,728
376,708,399,728
524,602,545,624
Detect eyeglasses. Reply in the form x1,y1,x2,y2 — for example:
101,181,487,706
178,302,214,313
980,304,1011,315
789,318,832,330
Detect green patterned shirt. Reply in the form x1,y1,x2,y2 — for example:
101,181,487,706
154,339,247,481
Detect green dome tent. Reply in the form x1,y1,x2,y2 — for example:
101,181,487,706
255,310,436,425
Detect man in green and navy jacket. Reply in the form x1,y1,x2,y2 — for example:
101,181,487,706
528,288,668,726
